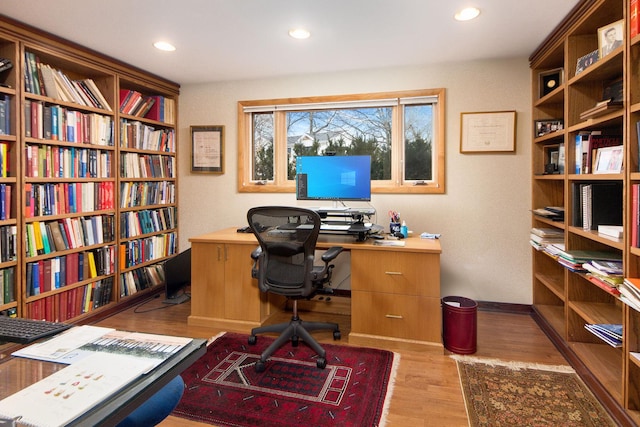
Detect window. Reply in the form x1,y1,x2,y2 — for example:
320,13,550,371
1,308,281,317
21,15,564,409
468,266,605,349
238,89,445,194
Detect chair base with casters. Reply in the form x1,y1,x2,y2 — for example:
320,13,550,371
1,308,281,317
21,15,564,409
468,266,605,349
249,297,341,372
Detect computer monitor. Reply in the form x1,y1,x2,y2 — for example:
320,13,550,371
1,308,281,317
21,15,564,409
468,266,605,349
162,248,191,305
295,155,371,202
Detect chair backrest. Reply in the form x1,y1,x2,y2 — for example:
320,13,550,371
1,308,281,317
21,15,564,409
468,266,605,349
247,206,321,297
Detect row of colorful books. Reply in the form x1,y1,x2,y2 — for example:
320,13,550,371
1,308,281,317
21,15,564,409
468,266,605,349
25,100,114,145
120,152,175,179
0,143,11,178
119,233,176,269
24,181,115,218
119,119,176,152
119,264,164,297
574,131,622,174
0,94,10,135
119,207,177,239
25,215,115,257
26,277,114,322
0,224,17,263
26,248,115,297
119,181,175,208
0,185,12,221
0,267,14,304
25,145,113,179
23,51,111,111
119,90,175,124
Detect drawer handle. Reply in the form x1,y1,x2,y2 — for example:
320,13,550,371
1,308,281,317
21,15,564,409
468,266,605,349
384,271,403,275
385,314,404,319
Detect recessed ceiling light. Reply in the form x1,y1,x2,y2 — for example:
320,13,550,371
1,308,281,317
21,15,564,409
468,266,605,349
454,7,480,21
153,41,176,52
289,28,311,40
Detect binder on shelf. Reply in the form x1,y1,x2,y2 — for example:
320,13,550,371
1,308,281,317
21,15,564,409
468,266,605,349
572,182,622,230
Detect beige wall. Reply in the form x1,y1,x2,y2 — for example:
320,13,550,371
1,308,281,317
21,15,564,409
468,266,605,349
177,57,532,304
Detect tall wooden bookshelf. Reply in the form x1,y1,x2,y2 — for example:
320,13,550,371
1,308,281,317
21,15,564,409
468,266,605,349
0,16,179,322
530,0,640,424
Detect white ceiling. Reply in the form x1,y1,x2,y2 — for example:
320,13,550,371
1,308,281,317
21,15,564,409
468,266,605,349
0,0,580,86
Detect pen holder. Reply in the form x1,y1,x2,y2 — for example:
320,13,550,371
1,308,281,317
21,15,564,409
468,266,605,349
390,222,401,234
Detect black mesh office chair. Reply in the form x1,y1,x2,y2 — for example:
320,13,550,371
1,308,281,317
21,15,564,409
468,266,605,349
247,206,343,372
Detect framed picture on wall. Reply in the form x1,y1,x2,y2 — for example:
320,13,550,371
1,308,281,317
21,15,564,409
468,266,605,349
191,125,224,173
460,111,517,153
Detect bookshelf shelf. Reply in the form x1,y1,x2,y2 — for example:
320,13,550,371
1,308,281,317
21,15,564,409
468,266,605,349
0,16,179,321
530,0,640,420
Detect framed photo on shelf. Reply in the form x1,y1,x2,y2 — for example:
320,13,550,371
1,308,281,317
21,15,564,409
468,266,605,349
575,50,599,75
534,119,563,137
191,125,224,173
594,145,623,174
460,111,516,153
598,19,624,59
538,68,563,98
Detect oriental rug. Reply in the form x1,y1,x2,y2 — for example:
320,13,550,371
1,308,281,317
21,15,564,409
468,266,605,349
173,332,398,427
454,356,617,427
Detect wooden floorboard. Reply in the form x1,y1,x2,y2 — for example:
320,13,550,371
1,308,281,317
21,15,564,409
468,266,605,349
93,290,568,426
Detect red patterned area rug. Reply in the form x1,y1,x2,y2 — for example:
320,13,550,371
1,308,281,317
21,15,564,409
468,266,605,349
454,356,617,427
173,332,398,427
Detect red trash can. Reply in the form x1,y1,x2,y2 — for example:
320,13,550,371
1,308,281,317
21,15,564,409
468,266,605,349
442,296,477,354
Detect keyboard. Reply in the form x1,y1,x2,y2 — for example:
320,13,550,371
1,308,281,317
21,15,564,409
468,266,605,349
0,316,72,344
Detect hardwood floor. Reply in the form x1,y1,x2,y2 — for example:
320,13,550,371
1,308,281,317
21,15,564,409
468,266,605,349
94,292,568,426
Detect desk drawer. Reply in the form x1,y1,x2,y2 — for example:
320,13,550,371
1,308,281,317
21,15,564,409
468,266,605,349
351,291,441,343
351,250,439,297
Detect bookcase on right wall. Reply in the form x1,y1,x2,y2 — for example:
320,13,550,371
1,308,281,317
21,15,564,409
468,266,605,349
531,0,640,424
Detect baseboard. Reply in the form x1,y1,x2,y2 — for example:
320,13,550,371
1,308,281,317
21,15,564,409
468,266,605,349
476,300,532,314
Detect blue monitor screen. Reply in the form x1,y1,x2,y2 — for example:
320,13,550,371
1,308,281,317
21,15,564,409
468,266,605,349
296,155,371,201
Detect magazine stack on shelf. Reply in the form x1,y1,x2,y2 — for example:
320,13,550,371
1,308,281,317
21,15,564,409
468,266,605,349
584,323,623,347
530,227,564,251
531,206,565,222
620,278,640,312
583,260,623,296
553,248,622,273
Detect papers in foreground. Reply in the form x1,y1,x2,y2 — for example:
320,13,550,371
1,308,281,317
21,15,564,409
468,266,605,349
0,325,192,427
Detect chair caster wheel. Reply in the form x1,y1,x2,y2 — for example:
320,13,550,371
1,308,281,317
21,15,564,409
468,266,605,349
291,336,299,347
255,361,266,373
248,335,257,345
316,357,327,369
333,330,341,340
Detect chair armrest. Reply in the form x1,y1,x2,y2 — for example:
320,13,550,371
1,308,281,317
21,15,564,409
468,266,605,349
251,246,262,260
321,246,343,263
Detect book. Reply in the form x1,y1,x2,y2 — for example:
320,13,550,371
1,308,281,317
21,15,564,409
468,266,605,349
579,99,623,121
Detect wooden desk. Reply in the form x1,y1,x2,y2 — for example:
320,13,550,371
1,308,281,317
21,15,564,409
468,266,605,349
188,227,442,349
